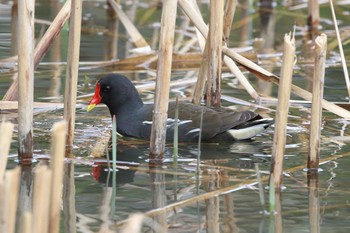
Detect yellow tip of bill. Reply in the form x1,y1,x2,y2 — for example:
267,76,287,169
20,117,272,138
86,104,96,112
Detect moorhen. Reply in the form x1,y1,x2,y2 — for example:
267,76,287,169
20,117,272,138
87,73,273,142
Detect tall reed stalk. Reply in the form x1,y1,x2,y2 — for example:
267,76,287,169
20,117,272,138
206,0,223,107
17,0,34,164
64,0,82,148
308,34,327,170
150,0,178,158
271,32,295,189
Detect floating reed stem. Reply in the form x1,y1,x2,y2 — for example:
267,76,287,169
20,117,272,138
32,165,52,233
271,32,295,189
3,0,71,101
149,0,178,158
49,121,67,233
4,167,21,233
17,0,34,164
206,0,224,107
308,34,327,170
329,0,350,98
64,0,82,148
0,122,14,178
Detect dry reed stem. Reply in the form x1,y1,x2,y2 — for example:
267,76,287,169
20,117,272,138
192,37,209,105
17,0,34,163
223,0,237,42
3,0,71,101
150,0,178,157
20,212,32,233
64,0,82,147
108,0,150,50
0,122,14,178
206,0,224,107
271,32,295,189
32,165,52,233
49,121,66,233
4,167,21,233
329,0,350,97
308,34,327,169
120,213,144,233
178,0,259,99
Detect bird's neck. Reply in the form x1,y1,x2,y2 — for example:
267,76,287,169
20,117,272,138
109,96,143,118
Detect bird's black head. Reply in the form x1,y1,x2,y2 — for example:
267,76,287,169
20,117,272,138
87,73,143,116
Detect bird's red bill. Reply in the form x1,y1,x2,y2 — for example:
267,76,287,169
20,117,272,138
87,83,102,112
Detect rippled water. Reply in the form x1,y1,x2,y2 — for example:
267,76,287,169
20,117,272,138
1,0,350,232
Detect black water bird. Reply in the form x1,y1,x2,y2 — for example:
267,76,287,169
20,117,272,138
87,73,273,142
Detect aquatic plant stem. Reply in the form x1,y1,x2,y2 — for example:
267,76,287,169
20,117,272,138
64,0,82,148
271,32,295,189
111,115,117,218
150,0,178,158
173,96,179,164
308,34,327,169
112,115,117,172
17,0,34,164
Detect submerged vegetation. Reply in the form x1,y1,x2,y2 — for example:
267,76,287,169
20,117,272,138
0,0,350,232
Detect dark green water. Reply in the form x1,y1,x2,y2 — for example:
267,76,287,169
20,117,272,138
1,0,350,232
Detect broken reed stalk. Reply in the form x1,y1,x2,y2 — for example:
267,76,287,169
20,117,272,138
149,0,178,158
329,0,350,98
0,122,14,178
308,34,327,170
206,0,224,107
63,0,82,148
271,32,295,189
49,121,67,233
307,0,319,33
32,165,52,233
17,0,34,164
107,0,150,50
178,0,259,100
4,167,21,233
3,0,71,101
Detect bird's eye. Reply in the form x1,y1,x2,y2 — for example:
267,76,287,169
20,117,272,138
103,85,110,92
